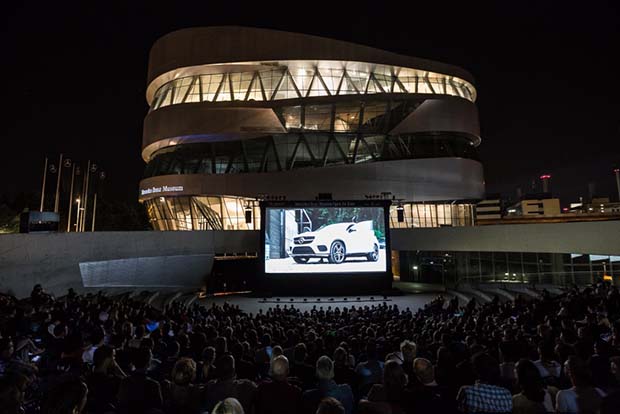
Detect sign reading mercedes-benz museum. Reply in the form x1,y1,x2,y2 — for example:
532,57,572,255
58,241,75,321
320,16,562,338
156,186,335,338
140,185,184,196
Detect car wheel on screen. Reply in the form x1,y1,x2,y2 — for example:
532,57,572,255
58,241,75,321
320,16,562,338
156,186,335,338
293,257,309,264
328,241,346,264
367,244,379,262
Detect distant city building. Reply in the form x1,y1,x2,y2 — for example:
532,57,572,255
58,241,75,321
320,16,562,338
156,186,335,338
475,194,502,221
570,197,620,215
476,192,620,226
506,193,561,217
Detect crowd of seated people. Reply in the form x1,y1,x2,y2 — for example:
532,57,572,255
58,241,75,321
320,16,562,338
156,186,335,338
0,281,619,413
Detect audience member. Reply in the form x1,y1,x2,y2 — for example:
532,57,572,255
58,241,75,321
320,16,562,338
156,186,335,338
117,347,163,414
205,354,257,414
303,356,354,414
555,356,606,413
161,357,205,414
456,353,512,413
512,358,555,414
256,355,302,414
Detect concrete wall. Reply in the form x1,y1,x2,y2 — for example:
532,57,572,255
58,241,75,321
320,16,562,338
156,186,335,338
0,231,259,298
391,220,620,255
1,220,618,298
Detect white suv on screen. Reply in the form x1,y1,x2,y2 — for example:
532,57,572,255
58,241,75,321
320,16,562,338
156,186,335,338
288,220,380,264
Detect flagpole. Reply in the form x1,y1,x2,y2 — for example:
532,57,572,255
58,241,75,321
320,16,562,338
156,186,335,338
39,157,48,212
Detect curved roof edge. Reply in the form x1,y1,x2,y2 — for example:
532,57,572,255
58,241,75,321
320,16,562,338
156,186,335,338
147,26,476,86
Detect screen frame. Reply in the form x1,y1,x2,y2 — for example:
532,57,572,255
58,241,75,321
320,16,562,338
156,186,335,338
259,200,393,295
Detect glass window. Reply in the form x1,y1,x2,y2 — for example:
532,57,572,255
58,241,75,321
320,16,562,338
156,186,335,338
201,74,224,102
346,70,369,94
365,75,383,94
246,73,265,101
259,70,284,100
229,72,253,100
290,68,314,97
334,104,361,132
273,71,300,100
172,77,194,104
362,102,388,132
319,68,344,94
373,73,392,92
184,77,201,103
215,73,232,102
281,106,302,129
304,105,332,131
307,73,330,97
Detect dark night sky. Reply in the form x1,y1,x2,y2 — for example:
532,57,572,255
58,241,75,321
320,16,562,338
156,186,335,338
2,1,619,207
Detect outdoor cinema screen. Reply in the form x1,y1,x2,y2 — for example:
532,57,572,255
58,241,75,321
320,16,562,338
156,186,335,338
264,202,388,274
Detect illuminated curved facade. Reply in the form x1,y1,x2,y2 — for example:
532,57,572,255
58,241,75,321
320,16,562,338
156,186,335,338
139,27,485,231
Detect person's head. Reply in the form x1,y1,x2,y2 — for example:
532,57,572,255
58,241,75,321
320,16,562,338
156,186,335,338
212,397,245,414
565,355,592,387
316,355,335,381
333,347,347,365
316,397,345,414
413,357,435,385
400,340,417,362
172,358,197,386
54,324,67,339
93,345,115,372
538,341,556,362
231,342,243,359
167,341,181,358
515,359,545,403
366,340,377,361
134,325,146,339
294,343,307,363
215,336,228,355
472,352,500,384
132,347,152,371
140,337,154,351
217,354,237,380
383,359,407,390
203,346,216,364
0,338,14,359
271,355,290,381
594,338,610,356
44,377,88,414
272,345,283,358
89,327,105,347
